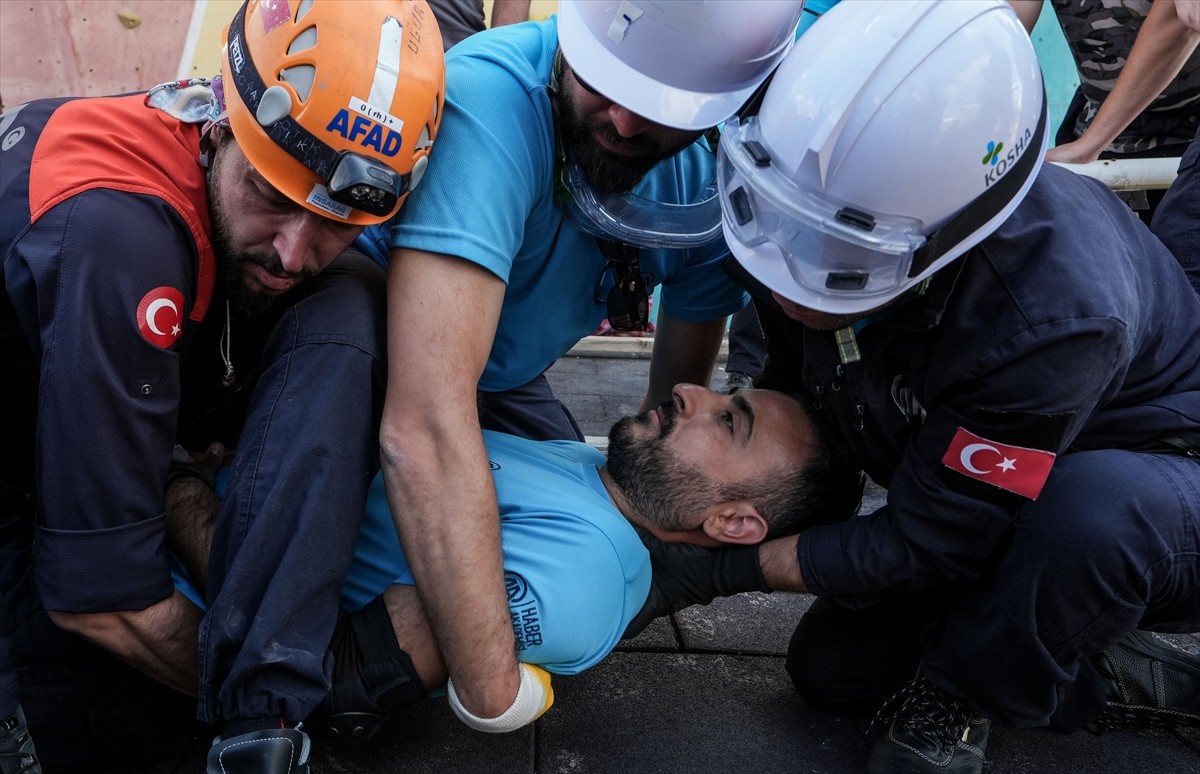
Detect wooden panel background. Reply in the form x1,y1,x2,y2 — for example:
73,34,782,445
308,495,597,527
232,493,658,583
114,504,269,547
0,0,198,109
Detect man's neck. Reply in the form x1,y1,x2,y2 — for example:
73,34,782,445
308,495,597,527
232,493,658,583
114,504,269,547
598,466,646,529
597,466,711,546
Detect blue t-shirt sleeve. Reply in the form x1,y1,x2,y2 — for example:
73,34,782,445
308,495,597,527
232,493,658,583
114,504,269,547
384,48,553,283
655,235,747,323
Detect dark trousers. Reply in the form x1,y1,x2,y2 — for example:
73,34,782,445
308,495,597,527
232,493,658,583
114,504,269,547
478,372,585,442
1057,87,1187,225
787,450,1200,732
199,252,389,726
5,252,389,768
725,304,766,378
1152,124,1200,294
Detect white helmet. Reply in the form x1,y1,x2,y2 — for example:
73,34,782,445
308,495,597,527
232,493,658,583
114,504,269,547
555,0,804,248
718,0,1047,315
557,0,804,131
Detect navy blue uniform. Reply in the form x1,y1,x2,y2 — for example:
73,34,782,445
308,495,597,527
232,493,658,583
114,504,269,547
0,95,386,768
752,164,1200,730
1153,125,1200,293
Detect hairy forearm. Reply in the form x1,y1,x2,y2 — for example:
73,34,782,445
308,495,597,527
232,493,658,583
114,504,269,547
380,249,519,717
49,591,202,695
639,315,726,412
379,422,520,716
164,477,220,594
489,0,531,28
758,535,807,593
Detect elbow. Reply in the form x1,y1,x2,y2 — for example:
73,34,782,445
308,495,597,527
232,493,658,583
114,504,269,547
378,403,451,478
47,609,122,640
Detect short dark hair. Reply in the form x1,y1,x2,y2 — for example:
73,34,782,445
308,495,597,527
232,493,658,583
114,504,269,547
718,392,864,539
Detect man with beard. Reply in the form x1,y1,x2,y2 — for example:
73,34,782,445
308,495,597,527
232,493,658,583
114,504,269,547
0,1,444,771
679,2,1199,773
169,384,864,736
350,0,807,732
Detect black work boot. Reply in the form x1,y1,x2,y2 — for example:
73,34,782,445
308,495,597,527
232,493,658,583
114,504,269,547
865,670,990,774
0,707,41,774
1089,630,1200,732
206,728,311,774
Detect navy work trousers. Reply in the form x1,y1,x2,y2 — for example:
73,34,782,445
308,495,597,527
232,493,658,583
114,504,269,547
5,252,388,770
1153,125,1200,294
787,449,1200,731
478,372,585,442
198,252,388,726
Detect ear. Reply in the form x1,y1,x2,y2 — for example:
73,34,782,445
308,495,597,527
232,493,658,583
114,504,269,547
199,123,230,169
700,502,768,546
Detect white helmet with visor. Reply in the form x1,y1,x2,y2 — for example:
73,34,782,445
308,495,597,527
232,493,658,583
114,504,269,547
718,0,1047,314
555,0,805,248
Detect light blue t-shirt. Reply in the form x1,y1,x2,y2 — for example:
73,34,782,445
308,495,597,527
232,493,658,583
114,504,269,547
177,431,652,675
344,431,651,674
356,16,746,393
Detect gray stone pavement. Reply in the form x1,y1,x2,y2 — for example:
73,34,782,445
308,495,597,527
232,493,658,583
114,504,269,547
137,342,1199,774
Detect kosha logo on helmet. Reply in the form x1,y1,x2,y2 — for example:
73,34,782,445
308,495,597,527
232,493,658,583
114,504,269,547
982,126,1033,187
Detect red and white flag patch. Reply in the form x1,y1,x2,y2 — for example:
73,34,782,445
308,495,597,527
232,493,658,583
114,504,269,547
941,427,1056,500
137,286,185,349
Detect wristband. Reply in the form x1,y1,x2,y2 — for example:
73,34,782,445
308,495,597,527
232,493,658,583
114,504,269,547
446,663,554,733
165,460,217,490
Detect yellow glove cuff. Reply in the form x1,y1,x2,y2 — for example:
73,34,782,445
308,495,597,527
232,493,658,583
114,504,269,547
446,663,554,733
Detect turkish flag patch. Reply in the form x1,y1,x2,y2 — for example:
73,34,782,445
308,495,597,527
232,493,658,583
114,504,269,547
941,427,1057,500
136,286,185,349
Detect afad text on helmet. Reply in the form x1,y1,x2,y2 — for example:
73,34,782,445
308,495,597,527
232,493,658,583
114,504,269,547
326,110,404,157
983,126,1032,188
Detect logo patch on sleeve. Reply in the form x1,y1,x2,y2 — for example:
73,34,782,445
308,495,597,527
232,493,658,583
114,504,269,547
941,427,1056,500
136,286,185,348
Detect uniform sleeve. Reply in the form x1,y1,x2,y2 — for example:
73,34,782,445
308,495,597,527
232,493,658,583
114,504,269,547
22,189,197,613
799,302,1132,597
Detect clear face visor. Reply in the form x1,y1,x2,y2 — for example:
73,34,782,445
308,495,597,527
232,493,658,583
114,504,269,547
558,147,724,250
718,116,929,301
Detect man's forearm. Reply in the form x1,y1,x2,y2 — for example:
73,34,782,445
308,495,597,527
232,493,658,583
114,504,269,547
1050,0,1200,161
380,431,520,717
759,535,807,593
380,248,521,718
164,476,221,594
489,0,530,28
49,590,202,695
640,314,726,411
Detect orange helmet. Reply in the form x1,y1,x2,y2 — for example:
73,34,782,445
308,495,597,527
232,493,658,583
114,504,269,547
221,0,445,225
